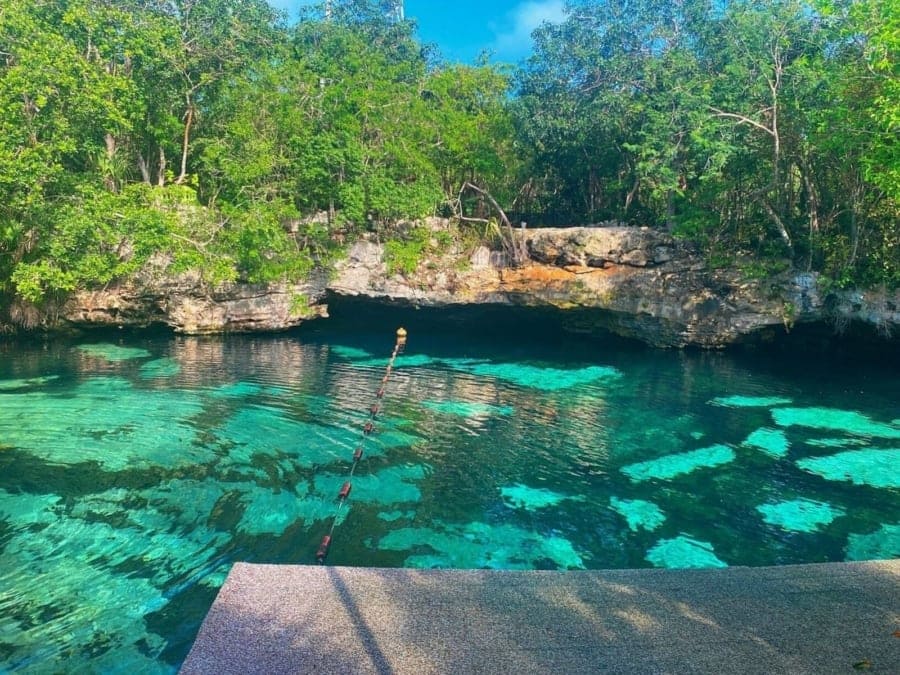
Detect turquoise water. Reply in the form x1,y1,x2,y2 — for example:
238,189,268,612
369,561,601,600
0,308,898,672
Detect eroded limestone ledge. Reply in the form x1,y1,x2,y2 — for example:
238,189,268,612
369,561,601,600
15,255,329,334
328,226,898,348
12,226,898,347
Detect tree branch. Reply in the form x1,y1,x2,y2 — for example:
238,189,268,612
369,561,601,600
708,106,775,137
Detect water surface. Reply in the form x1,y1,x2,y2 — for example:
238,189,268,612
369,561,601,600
1,308,897,672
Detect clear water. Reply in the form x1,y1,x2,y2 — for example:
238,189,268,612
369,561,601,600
1,305,898,673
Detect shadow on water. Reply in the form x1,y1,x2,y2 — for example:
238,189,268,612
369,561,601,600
309,293,900,372
309,294,653,357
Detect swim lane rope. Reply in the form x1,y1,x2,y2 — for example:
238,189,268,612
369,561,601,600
315,326,407,564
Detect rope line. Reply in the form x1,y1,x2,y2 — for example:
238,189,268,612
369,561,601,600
315,327,407,564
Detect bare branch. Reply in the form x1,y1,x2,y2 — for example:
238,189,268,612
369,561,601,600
708,107,775,136
457,182,529,266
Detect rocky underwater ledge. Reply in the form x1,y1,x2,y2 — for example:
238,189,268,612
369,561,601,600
5,225,898,350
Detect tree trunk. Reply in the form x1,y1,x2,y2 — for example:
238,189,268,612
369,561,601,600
137,152,152,184
459,182,528,266
760,199,793,253
800,159,820,271
103,133,118,193
175,96,194,185
157,146,167,187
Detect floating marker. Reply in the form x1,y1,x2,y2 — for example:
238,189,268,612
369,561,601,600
314,328,408,563
316,535,332,563
338,482,352,500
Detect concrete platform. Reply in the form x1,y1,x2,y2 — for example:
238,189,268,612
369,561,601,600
181,560,900,674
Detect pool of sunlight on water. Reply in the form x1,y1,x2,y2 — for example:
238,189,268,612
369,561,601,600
0,304,898,672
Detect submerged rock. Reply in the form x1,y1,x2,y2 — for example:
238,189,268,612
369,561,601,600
742,427,790,459
796,448,900,488
756,498,845,533
645,535,728,569
500,484,572,511
621,444,735,482
609,497,666,532
377,520,585,570
845,523,900,561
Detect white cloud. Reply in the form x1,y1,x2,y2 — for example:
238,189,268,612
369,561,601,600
491,0,566,61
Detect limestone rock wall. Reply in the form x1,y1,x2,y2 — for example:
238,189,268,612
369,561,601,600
10,226,896,347
53,256,328,334
329,227,898,347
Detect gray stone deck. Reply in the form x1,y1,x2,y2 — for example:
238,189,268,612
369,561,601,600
181,560,899,674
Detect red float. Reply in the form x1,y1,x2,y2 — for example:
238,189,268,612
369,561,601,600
315,535,332,563
338,481,352,499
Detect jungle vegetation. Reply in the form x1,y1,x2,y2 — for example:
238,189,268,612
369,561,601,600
0,0,896,308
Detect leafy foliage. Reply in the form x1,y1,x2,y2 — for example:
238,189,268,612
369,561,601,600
515,0,898,285
0,0,897,314
384,226,432,276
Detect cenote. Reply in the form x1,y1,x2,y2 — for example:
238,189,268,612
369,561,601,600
1,303,898,673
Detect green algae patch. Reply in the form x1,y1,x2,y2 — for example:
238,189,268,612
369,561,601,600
354,354,438,369
742,427,790,459
378,510,415,522
209,381,267,398
0,482,231,675
645,535,728,569
314,464,429,505
0,375,59,391
367,419,424,451
218,405,353,468
621,444,735,482
709,395,793,408
207,381,291,399
0,377,209,470
845,523,900,561
423,400,514,418
805,437,869,449
330,345,373,360
460,363,621,391
138,358,181,379
796,448,900,488
0,489,62,526
237,484,344,535
772,407,900,439
756,498,845,533
500,484,571,511
76,343,152,361
378,520,585,570
609,497,666,532
437,357,489,369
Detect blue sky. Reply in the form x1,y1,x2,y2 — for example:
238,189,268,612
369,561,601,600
267,1,567,63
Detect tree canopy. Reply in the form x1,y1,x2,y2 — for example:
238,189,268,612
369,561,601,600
0,0,896,308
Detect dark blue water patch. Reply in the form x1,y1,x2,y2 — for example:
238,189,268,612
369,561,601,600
0,323,897,672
